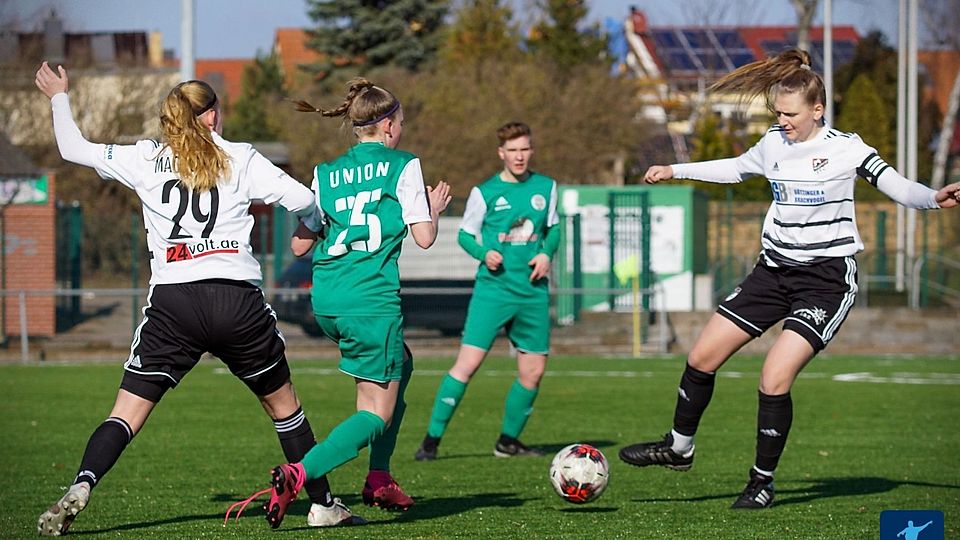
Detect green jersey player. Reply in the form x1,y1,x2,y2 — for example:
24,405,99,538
415,122,560,461
228,79,450,529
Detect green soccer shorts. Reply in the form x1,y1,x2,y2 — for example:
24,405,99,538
461,295,550,354
315,314,406,382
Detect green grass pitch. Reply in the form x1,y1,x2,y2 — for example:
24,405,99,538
2,355,958,539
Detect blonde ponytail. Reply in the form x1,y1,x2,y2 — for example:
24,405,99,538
159,81,230,192
710,48,825,113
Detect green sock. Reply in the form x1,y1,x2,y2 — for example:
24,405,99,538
301,411,386,481
426,374,468,438
501,379,539,439
369,358,412,471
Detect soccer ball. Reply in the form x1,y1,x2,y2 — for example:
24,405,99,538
549,443,609,504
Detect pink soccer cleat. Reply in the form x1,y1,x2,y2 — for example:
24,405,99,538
361,471,414,511
224,463,306,529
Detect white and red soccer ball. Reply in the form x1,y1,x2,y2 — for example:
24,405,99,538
549,443,609,504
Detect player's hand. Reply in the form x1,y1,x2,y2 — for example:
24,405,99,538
528,253,550,281
427,180,452,217
934,182,960,209
484,250,503,271
643,165,674,184
290,221,318,257
35,61,69,99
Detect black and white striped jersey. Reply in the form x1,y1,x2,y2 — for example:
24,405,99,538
672,123,939,267
50,93,320,285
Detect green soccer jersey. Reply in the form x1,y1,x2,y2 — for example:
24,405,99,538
310,142,431,316
460,172,559,301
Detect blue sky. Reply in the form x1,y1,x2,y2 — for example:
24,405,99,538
3,0,908,59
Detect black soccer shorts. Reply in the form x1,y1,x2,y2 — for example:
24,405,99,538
120,279,290,402
717,256,858,352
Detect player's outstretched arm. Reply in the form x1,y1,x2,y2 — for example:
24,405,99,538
35,61,68,99
35,62,104,169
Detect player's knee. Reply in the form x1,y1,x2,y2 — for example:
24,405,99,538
518,367,545,387
686,349,719,372
758,378,793,396
450,363,480,382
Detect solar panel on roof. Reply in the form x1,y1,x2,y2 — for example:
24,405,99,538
682,30,710,49
713,30,746,48
728,51,756,67
652,30,681,49
696,50,726,72
665,50,698,72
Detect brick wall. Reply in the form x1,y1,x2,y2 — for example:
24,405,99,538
2,174,55,337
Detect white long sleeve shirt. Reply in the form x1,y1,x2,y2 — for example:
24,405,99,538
672,124,939,266
50,92,320,285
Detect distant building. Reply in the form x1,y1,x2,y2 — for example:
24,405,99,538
621,11,860,134
0,9,162,70
195,58,252,108
273,28,322,91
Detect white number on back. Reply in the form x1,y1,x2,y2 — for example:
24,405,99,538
328,189,382,255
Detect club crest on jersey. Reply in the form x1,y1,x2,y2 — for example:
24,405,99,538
530,194,546,211
498,218,537,244
812,158,828,173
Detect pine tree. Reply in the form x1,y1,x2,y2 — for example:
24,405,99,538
441,0,520,66
526,0,607,74
837,73,893,200
223,51,284,141
303,0,448,79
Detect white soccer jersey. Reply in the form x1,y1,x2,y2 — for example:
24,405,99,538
672,123,940,266
51,93,319,285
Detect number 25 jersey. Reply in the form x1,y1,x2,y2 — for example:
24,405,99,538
310,142,431,316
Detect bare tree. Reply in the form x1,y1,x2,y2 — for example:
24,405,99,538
921,0,960,188
791,0,820,52
678,0,768,27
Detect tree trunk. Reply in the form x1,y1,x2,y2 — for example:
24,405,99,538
791,0,819,52
931,68,960,188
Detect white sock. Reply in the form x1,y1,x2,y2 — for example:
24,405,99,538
670,429,694,456
752,466,775,479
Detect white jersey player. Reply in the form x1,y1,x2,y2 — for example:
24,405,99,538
618,48,960,511
34,62,362,536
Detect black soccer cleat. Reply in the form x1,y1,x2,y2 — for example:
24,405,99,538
618,432,695,471
414,435,440,461
493,435,544,458
731,469,775,509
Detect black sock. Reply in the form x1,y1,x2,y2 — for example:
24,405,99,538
74,417,133,489
274,407,332,506
755,391,793,473
672,363,716,436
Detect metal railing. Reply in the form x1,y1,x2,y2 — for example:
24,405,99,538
1,283,674,363
910,254,960,308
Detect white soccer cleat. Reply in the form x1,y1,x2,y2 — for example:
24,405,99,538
306,498,367,527
38,482,90,536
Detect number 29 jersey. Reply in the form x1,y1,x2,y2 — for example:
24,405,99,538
310,142,431,316
88,133,318,286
